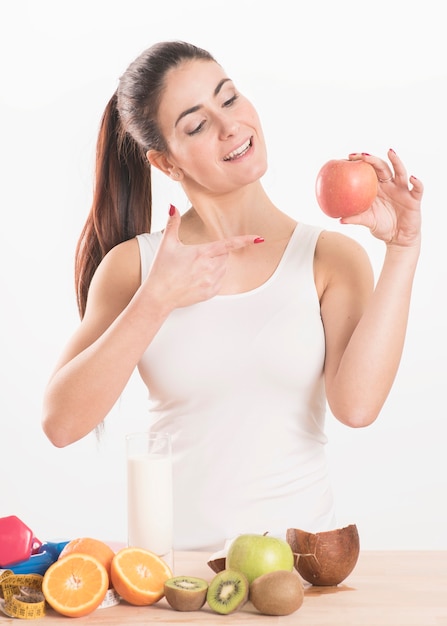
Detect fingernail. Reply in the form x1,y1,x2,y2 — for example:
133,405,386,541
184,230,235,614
169,204,176,216
389,148,396,154
253,237,265,244
361,152,371,156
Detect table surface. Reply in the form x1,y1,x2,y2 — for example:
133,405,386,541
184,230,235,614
1,550,446,625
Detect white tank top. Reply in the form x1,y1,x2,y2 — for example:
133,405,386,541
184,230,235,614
136,222,336,551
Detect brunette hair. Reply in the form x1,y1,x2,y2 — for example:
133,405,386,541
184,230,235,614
75,41,215,317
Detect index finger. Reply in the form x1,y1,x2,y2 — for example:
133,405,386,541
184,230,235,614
205,235,264,257
354,149,408,185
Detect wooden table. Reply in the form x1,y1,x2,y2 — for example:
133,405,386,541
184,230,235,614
1,551,446,625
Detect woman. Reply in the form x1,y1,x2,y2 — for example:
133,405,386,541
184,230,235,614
42,41,422,551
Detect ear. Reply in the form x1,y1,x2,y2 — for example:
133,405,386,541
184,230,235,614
146,150,183,180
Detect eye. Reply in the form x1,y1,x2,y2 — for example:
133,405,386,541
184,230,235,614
223,94,238,107
187,120,206,136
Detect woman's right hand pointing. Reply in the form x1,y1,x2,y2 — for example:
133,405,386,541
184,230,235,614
143,205,264,311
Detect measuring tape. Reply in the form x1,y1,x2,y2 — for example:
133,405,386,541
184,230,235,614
0,570,46,619
0,567,120,619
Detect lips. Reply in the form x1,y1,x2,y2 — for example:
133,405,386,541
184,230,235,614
223,138,252,161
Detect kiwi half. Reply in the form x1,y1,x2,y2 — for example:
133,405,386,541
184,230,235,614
164,576,209,611
206,569,249,615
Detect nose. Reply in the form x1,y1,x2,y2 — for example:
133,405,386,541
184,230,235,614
217,112,239,139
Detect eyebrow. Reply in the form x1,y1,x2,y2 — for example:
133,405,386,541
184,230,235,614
174,78,232,127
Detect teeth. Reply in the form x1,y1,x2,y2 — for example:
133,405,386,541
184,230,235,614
223,139,251,161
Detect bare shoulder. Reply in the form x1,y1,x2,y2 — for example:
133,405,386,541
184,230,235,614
97,237,141,278
314,230,374,297
85,237,142,319
316,229,369,258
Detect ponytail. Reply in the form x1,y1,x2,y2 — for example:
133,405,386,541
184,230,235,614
74,42,216,318
74,92,152,318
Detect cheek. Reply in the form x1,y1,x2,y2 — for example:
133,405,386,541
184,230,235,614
251,111,265,142
243,99,263,127
175,148,220,187
177,141,218,172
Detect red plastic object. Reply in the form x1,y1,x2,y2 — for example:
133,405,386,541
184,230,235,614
0,515,41,567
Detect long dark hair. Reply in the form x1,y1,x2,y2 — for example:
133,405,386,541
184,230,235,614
75,41,215,317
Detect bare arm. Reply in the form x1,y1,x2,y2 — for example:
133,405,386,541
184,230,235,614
42,237,159,447
319,233,419,427
319,149,422,427
42,207,262,447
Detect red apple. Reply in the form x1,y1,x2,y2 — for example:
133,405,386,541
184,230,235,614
315,159,378,218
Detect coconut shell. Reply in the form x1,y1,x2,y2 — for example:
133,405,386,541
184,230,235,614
286,524,360,586
207,556,226,573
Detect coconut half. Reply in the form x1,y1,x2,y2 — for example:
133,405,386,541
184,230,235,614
286,524,360,586
207,547,226,573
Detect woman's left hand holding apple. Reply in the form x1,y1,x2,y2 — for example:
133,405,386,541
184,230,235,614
325,150,423,428
341,149,423,250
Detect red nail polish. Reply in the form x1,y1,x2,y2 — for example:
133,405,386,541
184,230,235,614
361,152,371,156
389,148,396,154
169,204,176,216
253,237,264,244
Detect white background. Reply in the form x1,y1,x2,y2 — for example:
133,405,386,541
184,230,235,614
1,0,446,550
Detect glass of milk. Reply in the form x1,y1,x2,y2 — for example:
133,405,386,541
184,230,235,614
126,432,173,566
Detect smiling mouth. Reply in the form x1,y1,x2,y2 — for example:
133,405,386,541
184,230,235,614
223,138,252,161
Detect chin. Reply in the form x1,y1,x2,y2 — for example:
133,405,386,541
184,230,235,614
248,160,268,182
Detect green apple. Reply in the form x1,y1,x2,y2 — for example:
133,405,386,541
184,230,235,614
226,534,294,584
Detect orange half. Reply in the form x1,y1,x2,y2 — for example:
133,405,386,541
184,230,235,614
42,553,108,617
110,547,172,606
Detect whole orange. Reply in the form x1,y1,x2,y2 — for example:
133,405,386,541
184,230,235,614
59,537,115,582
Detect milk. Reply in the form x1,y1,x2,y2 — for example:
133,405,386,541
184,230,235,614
127,453,173,557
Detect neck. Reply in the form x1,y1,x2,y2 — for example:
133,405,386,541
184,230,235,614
180,181,279,243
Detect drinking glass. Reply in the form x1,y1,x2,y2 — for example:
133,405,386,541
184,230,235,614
126,432,173,565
